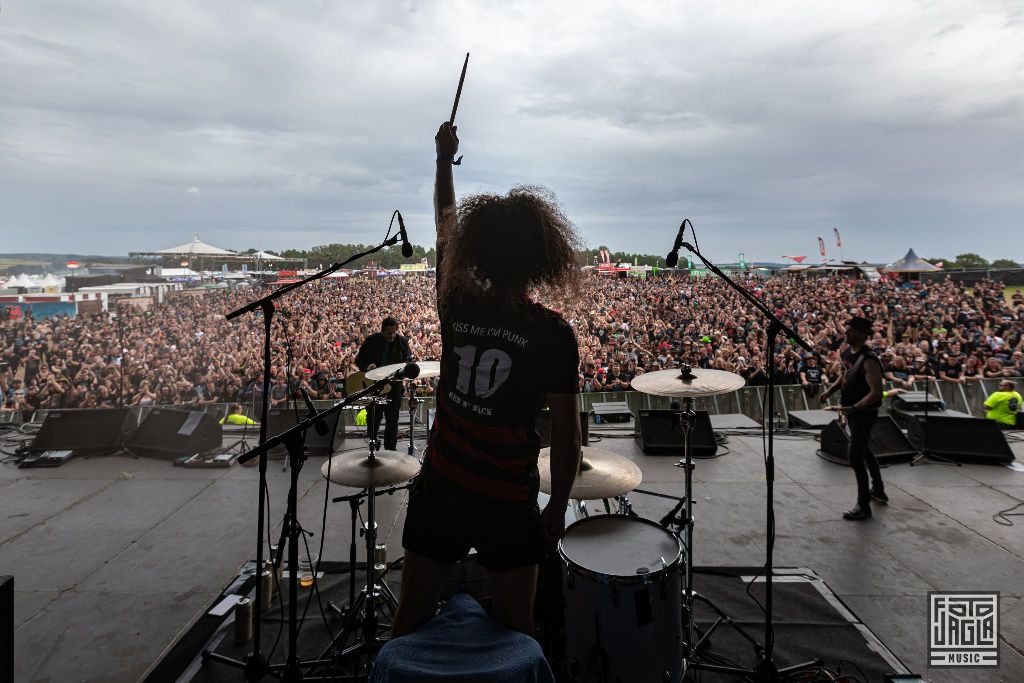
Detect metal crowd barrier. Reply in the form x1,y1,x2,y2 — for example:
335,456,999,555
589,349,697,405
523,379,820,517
7,377,1017,430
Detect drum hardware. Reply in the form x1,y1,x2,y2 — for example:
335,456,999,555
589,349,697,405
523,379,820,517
677,241,821,680
208,233,415,682
328,481,412,621
406,392,420,458
318,397,421,670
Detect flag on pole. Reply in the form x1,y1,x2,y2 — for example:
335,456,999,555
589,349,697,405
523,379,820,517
833,227,843,248
818,237,826,258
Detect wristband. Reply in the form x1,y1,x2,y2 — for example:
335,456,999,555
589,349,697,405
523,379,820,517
436,153,463,166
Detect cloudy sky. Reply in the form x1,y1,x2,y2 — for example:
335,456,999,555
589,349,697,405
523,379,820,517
1,0,1021,263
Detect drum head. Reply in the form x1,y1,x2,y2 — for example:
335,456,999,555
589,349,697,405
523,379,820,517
560,516,681,578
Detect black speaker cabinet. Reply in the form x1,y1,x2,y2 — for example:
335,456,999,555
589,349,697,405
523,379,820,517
635,409,717,457
29,408,132,455
125,408,222,460
536,410,590,448
1,575,10,683
820,416,917,466
903,414,1014,465
266,407,342,457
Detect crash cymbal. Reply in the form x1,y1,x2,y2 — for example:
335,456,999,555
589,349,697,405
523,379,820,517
538,446,642,500
320,450,421,488
365,361,441,381
630,367,745,397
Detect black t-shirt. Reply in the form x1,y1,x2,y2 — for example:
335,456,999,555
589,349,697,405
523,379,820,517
942,360,962,379
803,366,823,384
423,297,579,510
840,347,881,408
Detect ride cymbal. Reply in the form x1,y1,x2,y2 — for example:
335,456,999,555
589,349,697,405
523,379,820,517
320,450,421,488
630,367,745,397
365,361,441,381
538,446,642,500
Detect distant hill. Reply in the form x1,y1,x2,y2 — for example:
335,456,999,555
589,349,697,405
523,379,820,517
0,253,132,262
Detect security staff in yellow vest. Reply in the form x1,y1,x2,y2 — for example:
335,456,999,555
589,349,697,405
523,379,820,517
220,403,257,426
984,380,1022,429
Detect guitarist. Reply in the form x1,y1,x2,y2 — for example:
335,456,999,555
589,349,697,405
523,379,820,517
391,122,583,637
820,316,886,520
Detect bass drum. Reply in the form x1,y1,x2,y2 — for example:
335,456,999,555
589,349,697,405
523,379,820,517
559,515,684,682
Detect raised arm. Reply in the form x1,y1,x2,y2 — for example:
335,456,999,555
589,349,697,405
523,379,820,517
434,122,459,268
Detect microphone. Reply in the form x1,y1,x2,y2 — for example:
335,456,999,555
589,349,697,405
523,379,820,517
299,387,329,435
397,211,414,258
399,362,420,380
665,221,685,267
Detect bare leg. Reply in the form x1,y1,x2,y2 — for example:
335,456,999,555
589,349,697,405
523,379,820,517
487,564,539,636
391,550,455,638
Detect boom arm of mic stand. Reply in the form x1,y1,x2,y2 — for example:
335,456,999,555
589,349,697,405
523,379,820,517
681,243,812,353
237,372,405,465
226,236,400,322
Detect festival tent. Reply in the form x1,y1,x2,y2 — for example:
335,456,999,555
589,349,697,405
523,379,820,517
882,248,941,273
251,250,285,261
130,235,237,258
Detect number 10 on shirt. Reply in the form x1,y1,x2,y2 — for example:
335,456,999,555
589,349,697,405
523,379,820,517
453,345,513,398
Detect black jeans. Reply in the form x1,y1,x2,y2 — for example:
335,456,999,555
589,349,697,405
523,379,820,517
847,407,883,508
370,385,403,451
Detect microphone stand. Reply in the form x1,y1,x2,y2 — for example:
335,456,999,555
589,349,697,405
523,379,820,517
681,241,821,682
910,352,959,467
204,234,402,682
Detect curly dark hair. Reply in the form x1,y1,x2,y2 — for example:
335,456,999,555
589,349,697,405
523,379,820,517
439,185,581,310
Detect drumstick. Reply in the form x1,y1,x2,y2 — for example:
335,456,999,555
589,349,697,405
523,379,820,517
449,52,469,125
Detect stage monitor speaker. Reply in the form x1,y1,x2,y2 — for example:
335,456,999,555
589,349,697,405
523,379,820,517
29,408,132,455
787,409,835,430
1,575,10,683
125,408,222,460
537,410,590,449
635,409,717,457
903,414,1014,465
893,391,945,412
592,401,632,424
820,416,917,466
266,407,343,457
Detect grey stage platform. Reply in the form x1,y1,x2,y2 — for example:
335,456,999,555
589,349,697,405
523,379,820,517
3,428,1024,681
710,412,761,429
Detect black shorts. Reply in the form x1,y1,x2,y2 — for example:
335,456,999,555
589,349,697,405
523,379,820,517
402,475,544,572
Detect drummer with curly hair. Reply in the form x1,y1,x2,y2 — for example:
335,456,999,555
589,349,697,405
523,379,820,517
391,122,582,637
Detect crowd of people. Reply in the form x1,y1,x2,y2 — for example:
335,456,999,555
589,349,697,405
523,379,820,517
2,272,1022,418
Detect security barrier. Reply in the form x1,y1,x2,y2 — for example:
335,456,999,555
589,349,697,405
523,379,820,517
5,378,1016,430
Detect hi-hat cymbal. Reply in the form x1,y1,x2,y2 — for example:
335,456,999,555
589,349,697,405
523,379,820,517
538,446,642,500
321,450,421,488
365,361,441,382
630,367,745,397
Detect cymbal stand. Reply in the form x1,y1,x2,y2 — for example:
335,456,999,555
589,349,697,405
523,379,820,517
667,393,762,673
406,390,419,457
327,481,412,622
319,398,400,671
683,239,821,681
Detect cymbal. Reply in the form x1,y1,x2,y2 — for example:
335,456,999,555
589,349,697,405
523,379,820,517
538,446,642,500
365,361,441,381
630,367,745,397
321,450,421,488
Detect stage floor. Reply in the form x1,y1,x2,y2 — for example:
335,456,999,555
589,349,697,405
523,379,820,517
3,424,1024,682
